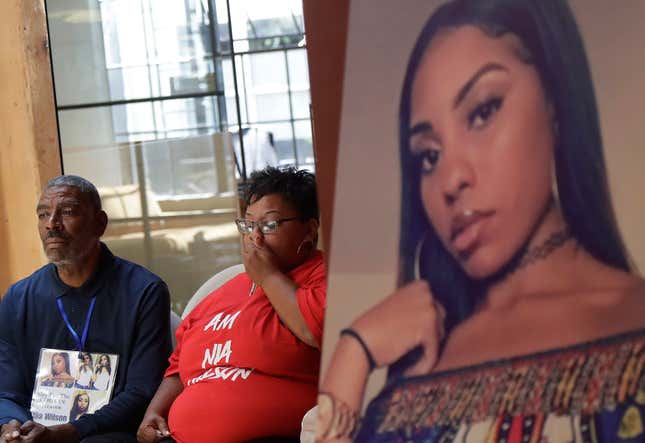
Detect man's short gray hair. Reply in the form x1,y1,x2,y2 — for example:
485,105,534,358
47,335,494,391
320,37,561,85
45,175,102,211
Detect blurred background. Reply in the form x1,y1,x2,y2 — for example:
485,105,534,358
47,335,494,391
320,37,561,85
45,0,314,314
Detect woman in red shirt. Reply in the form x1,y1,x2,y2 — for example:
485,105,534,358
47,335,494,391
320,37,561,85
137,167,325,443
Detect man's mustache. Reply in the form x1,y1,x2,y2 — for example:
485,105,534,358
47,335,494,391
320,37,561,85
46,231,70,240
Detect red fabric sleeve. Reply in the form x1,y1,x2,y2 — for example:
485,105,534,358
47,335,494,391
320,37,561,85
295,258,327,346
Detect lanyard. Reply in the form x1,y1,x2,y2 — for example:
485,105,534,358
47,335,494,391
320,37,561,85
56,296,96,352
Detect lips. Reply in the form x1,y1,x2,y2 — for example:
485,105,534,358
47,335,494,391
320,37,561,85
44,237,69,248
45,231,70,244
450,209,494,255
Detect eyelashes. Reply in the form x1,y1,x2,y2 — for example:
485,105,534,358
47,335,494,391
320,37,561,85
410,95,504,175
412,149,441,176
468,96,503,129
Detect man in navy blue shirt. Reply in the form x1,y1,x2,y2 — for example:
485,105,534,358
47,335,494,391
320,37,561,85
0,176,171,443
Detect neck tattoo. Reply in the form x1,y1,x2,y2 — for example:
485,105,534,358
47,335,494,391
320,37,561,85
514,228,573,272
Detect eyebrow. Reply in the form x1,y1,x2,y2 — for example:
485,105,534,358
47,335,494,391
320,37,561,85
409,121,434,138
36,199,82,211
244,209,281,218
407,63,508,140
60,199,82,207
453,62,508,109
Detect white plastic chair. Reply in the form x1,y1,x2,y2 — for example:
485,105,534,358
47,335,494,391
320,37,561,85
170,311,182,349
169,264,245,349
181,264,246,318
300,405,318,443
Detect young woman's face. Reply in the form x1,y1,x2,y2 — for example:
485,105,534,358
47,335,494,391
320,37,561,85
83,354,91,364
53,354,67,375
100,355,108,366
409,26,555,279
77,394,89,411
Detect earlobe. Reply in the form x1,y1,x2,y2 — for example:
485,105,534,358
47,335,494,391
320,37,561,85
96,211,108,236
308,219,320,246
296,219,319,256
308,218,320,234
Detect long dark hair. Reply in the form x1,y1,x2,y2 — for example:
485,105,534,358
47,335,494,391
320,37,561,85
398,0,630,341
51,352,71,376
69,391,90,421
95,354,111,375
78,353,93,373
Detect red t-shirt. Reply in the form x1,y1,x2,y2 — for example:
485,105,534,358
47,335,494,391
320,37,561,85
165,251,326,442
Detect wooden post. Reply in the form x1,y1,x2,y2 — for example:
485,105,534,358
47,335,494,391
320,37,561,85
0,0,61,294
303,0,349,266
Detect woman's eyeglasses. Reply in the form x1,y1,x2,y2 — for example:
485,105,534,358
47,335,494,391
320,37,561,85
235,217,300,235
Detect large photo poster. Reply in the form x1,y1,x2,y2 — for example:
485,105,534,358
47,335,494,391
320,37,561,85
318,0,645,441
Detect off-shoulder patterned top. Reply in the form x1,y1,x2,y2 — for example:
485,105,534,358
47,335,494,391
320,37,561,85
356,328,645,443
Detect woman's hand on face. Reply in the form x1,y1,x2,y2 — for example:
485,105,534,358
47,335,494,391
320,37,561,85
351,280,446,376
242,234,281,286
136,412,170,443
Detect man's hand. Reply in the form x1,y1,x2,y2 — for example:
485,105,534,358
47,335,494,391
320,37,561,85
13,421,48,442
5,421,79,443
1,420,21,442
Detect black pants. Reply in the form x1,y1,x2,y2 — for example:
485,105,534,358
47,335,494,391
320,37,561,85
79,433,298,443
80,432,137,443
246,438,299,443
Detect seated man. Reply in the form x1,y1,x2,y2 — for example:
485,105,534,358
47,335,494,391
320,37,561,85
0,175,172,443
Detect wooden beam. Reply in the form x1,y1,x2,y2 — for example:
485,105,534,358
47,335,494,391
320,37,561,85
303,0,349,266
0,0,61,294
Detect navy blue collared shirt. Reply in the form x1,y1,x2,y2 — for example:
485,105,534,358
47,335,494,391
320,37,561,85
0,243,171,438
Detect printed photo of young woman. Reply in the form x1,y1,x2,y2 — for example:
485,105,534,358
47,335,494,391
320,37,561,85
317,0,645,441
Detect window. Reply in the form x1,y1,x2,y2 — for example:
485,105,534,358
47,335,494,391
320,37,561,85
46,0,312,313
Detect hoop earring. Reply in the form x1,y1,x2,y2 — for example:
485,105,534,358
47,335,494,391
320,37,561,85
551,119,560,206
552,164,560,207
297,239,314,256
413,232,428,280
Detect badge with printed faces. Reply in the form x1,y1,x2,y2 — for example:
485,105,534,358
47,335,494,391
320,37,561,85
30,348,118,426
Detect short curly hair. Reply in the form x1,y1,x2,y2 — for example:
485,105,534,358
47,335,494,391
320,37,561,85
243,166,319,221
